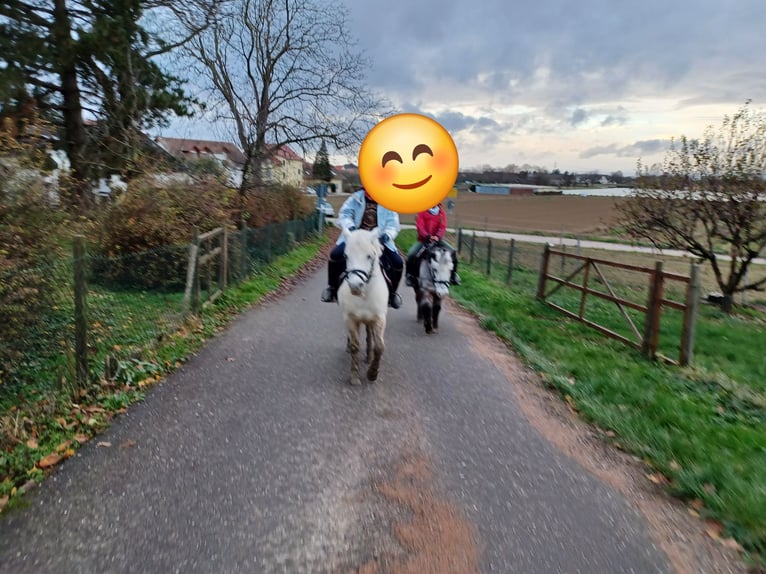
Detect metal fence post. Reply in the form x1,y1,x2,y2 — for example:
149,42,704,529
486,237,492,275
537,243,550,300
680,262,700,366
469,231,475,265
537,243,551,301
506,238,515,285
73,235,88,388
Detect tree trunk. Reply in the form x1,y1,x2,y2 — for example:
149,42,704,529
721,293,734,314
52,0,91,210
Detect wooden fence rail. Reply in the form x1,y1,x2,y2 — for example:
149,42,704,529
182,224,229,316
537,244,701,366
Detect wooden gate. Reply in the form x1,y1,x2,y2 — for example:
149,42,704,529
537,244,700,366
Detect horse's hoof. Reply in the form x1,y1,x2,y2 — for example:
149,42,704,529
367,372,378,382
349,376,362,386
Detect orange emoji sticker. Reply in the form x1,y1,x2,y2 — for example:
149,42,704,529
358,113,459,214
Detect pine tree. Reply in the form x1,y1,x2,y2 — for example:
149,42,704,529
312,141,332,182
0,0,201,208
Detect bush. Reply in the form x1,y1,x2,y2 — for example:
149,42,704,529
93,176,236,290
241,183,314,228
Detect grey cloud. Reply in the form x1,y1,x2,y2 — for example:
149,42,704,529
349,0,766,109
570,109,589,126
580,139,669,160
601,113,628,127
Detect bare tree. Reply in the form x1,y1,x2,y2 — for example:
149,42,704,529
184,0,393,198
617,101,766,312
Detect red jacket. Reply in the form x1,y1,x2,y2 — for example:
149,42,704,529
415,205,447,243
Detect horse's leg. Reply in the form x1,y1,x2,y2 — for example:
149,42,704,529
415,289,423,322
422,294,433,334
365,323,373,364
346,319,362,386
366,318,386,382
432,295,442,333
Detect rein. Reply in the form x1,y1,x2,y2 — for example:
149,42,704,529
341,257,376,286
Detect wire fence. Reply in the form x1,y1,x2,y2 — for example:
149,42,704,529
0,212,322,398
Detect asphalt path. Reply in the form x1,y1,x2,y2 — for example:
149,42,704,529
0,265,670,573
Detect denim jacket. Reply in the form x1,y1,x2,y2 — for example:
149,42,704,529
335,190,400,252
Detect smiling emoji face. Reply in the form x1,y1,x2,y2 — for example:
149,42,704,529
358,113,459,214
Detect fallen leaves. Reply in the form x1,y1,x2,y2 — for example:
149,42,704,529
55,440,72,453
37,453,62,469
97,441,112,448
646,472,670,486
119,440,136,449
704,519,725,540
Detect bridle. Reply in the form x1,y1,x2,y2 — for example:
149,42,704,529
341,256,377,286
423,244,451,291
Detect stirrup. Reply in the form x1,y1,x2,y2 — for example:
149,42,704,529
388,292,402,309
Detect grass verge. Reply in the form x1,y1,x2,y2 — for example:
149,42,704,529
0,233,330,515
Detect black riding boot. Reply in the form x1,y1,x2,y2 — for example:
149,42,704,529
387,265,403,309
405,254,418,287
321,255,345,302
450,251,461,285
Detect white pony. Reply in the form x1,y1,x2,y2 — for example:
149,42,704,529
413,243,454,334
336,227,389,385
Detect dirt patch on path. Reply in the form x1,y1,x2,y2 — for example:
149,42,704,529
350,451,481,574
445,298,750,574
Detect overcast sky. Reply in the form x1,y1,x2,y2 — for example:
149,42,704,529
162,0,766,176
343,0,766,175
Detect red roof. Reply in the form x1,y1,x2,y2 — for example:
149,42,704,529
265,144,303,162
155,137,247,166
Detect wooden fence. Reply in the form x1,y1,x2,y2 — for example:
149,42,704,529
537,244,701,366
68,213,321,387
182,225,228,316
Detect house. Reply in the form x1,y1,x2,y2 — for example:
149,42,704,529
262,144,304,189
154,136,247,187
150,137,308,190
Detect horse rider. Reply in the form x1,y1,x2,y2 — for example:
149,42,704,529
405,202,461,288
320,188,404,309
